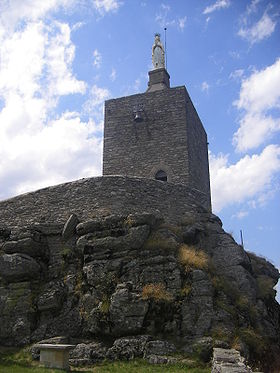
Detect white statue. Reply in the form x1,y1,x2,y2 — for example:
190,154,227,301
152,33,165,69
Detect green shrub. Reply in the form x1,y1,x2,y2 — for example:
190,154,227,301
143,234,178,250
99,295,111,314
211,326,232,343
211,276,239,302
239,328,265,356
256,275,275,299
61,247,73,260
215,299,237,317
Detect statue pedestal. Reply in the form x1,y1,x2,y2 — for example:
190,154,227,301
147,68,170,92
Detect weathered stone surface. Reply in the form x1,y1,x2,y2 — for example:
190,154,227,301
0,226,11,240
181,270,214,337
0,253,41,282
0,212,278,371
144,340,176,356
0,281,34,346
3,237,47,259
248,252,279,283
37,281,66,311
212,234,251,269
83,259,121,286
182,223,204,245
62,214,79,240
192,337,213,362
125,213,161,228
80,224,150,262
147,225,180,250
211,348,254,373
106,335,151,360
69,342,107,366
31,223,63,235
103,86,211,210
109,283,148,335
0,176,209,229
76,219,102,236
138,255,181,292
76,215,126,236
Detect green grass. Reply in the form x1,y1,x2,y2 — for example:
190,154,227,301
0,347,210,373
0,365,65,373
0,361,210,373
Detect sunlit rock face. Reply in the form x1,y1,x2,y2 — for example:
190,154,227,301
0,192,279,371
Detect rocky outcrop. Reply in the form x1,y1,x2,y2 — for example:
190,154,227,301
0,211,279,371
0,253,41,282
211,348,261,373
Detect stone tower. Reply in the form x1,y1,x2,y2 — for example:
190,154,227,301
103,34,211,210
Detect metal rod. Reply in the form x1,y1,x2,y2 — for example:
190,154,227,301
240,229,244,248
164,27,167,69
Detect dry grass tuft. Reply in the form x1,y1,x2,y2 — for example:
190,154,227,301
181,284,192,297
178,245,208,272
231,335,242,350
99,296,111,314
142,283,172,302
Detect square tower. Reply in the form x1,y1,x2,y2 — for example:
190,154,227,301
103,36,211,210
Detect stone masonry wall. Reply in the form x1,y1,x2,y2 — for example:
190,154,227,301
103,86,211,209
0,176,209,228
185,90,211,205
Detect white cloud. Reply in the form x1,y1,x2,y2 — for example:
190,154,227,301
0,112,102,199
209,145,280,212
0,0,74,32
0,2,107,200
229,69,244,80
238,12,276,44
93,49,102,69
229,51,241,59
155,4,175,28
246,0,261,15
203,0,230,15
178,16,187,30
0,22,45,98
93,0,122,15
46,22,87,97
233,59,280,152
110,68,116,81
232,210,249,219
201,81,210,92
83,84,110,118
72,22,85,31
155,4,186,30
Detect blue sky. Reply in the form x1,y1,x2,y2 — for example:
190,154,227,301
0,0,279,298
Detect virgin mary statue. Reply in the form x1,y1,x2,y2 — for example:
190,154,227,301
152,33,165,69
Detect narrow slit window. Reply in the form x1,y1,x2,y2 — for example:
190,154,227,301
155,170,167,182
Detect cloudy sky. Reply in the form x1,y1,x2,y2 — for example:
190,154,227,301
0,0,279,296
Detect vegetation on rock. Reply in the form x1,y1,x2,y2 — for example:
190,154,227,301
178,245,208,272
0,211,279,371
142,283,173,302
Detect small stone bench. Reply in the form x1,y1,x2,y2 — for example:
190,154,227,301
35,344,75,370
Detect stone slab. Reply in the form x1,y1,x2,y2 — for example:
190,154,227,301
36,344,75,370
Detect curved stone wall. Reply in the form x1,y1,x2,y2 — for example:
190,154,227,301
0,176,210,228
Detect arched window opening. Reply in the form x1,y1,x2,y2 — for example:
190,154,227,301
155,170,167,182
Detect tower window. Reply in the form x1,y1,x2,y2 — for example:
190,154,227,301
155,170,167,182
